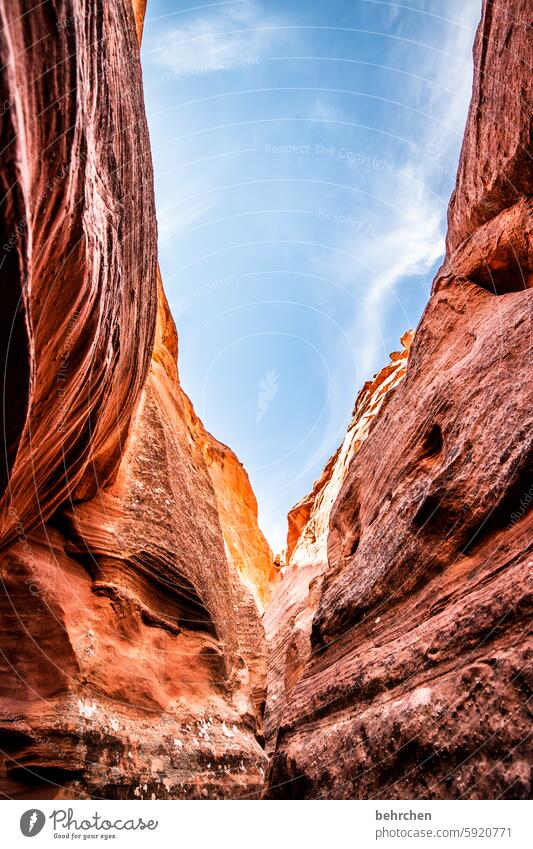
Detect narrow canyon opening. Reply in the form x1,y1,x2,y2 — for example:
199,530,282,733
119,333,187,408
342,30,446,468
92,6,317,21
0,0,530,803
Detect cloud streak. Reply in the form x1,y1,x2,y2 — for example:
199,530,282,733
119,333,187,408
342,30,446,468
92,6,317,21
307,1,479,479
153,1,286,76
157,196,216,245
334,1,479,375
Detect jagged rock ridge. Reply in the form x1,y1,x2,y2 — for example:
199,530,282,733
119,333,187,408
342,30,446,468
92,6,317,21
264,332,413,754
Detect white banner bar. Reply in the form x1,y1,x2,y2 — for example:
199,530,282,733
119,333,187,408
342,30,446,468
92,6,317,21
2,799,531,848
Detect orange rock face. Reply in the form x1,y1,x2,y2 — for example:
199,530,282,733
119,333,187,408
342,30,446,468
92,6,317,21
0,0,530,803
446,0,532,256
182,392,273,617
265,0,532,799
264,333,413,753
0,0,158,549
0,1,270,799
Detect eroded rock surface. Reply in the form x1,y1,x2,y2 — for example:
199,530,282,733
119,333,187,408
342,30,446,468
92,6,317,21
0,1,269,800
0,0,530,803
446,0,532,256
266,0,532,799
0,0,157,547
264,332,413,755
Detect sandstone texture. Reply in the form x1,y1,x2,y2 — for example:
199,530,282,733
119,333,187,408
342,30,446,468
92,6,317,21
446,0,532,256
265,0,532,799
0,0,157,548
0,0,531,803
0,1,270,800
264,332,413,754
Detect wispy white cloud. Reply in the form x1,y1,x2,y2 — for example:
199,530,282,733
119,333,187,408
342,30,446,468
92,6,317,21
157,196,216,245
153,1,286,76
308,1,479,469
143,0,481,552
309,97,344,124
353,165,445,377
419,2,481,171
332,2,478,375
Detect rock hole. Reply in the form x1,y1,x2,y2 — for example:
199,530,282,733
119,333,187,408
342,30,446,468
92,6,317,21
412,494,441,530
469,260,533,296
343,529,360,558
6,762,85,785
462,450,533,554
421,423,444,461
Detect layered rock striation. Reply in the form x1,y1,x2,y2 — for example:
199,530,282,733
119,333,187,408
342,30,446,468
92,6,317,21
0,0,530,803
264,332,413,754
265,0,532,799
0,1,270,800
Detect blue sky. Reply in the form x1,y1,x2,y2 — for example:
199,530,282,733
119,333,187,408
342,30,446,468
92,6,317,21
141,0,480,551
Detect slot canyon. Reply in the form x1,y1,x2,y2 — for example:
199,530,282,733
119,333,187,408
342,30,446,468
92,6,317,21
0,0,531,800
